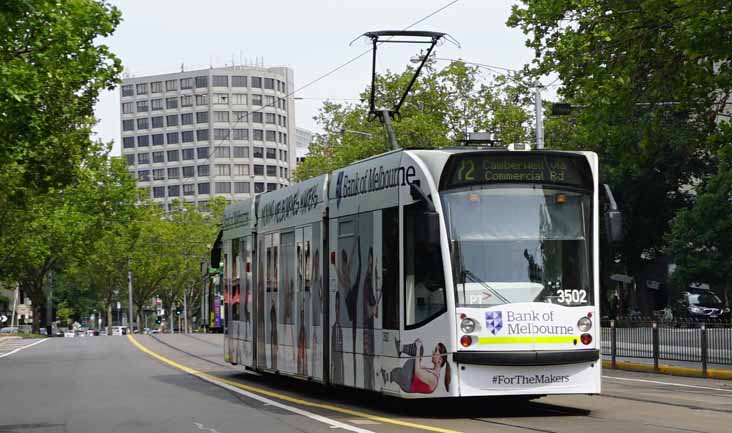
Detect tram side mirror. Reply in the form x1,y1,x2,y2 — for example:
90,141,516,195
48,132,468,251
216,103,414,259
602,184,623,244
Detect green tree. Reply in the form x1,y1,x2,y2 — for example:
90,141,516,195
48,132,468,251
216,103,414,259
0,0,122,204
294,60,533,181
508,0,732,313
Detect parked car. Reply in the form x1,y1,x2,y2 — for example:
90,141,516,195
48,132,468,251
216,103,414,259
672,285,731,321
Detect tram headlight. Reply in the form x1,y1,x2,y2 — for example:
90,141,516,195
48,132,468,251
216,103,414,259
577,317,592,332
460,318,477,334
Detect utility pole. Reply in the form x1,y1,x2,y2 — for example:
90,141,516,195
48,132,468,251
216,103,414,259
534,85,545,150
10,283,18,328
46,271,53,336
183,288,188,334
128,258,134,333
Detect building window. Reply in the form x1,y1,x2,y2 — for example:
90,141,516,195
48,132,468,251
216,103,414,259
180,78,193,89
233,146,249,158
215,182,231,193
197,147,208,159
254,182,264,193
138,170,150,181
283,150,288,161
265,148,276,159
167,167,179,179
267,183,277,192
182,148,195,160
153,186,165,198
183,184,195,196
153,168,164,180
214,111,229,123
152,134,164,145
283,133,287,145
181,131,194,143
213,75,228,87
234,164,249,176
264,78,275,90
181,113,193,125
196,111,209,124
122,102,134,114
136,83,148,95
214,129,230,140
166,115,179,127
150,81,163,93
152,151,165,163
251,77,262,88
231,94,247,105
252,94,262,106
195,76,208,88
138,153,150,164
151,116,164,128
265,130,276,142
166,132,179,144
232,76,247,87
125,154,135,165
265,113,276,124
233,111,248,122
197,165,209,176
136,100,149,112
195,94,208,106
180,95,193,107
165,79,177,91
137,135,149,147
265,95,276,106
168,185,180,197
151,99,163,110
165,97,178,109
232,129,248,141
234,182,250,193
167,150,179,161
266,165,276,176
182,166,195,177
122,137,135,149
215,164,231,176
253,129,263,141
253,164,263,175
253,147,263,158
198,183,210,194
122,119,135,131
213,93,228,104
121,85,134,97
252,112,263,123
196,129,209,142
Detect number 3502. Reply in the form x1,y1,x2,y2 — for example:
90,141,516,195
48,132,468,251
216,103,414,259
557,289,587,304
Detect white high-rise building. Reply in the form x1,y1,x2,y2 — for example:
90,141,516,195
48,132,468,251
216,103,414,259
120,66,296,210
295,127,313,165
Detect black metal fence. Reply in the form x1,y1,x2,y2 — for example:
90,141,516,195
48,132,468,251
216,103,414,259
601,319,732,374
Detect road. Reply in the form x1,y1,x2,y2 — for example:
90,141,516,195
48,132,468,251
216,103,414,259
1,334,731,433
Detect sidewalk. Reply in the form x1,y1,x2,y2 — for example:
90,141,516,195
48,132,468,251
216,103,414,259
602,354,732,379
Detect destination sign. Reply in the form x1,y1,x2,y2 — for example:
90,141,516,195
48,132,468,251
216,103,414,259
441,152,592,189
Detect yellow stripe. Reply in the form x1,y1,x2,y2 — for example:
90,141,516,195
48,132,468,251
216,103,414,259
478,335,578,344
127,335,467,433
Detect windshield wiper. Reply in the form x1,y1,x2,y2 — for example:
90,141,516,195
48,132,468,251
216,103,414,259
462,268,511,305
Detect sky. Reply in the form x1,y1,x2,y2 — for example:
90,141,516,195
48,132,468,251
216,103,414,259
93,0,538,156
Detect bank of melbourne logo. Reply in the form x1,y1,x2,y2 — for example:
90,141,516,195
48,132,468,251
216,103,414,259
335,172,344,208
485,311,503,335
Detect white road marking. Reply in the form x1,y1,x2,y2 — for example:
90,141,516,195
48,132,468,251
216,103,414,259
603,375,732,392
195,374,375,433
0,338,47,359
194,422,222,433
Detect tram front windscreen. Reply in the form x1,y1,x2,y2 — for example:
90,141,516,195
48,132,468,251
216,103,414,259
439,152,594,308
442,186,592,307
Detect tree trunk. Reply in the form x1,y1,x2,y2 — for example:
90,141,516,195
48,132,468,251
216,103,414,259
107,303,113,336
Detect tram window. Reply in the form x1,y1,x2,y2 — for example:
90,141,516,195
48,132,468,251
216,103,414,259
280,232,295,325
404,203,446,329
232,239,241,321
381,207,399,330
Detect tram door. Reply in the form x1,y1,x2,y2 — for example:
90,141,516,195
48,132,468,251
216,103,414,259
240,236,253,367
255,235,266,369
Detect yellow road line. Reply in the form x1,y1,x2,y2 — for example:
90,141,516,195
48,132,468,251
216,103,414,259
127,335,470,433
478,336,578,344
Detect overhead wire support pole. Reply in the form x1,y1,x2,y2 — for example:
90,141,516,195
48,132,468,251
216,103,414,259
534,85,545,150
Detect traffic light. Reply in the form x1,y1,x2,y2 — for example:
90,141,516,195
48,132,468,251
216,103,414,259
175,307,182,316
155,316,162,325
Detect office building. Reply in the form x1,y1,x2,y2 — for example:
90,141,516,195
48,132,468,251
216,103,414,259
120,66,296,210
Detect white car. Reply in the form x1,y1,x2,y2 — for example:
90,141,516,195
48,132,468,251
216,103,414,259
64,331,75,338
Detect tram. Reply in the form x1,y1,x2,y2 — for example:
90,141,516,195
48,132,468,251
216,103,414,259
221,147,607,398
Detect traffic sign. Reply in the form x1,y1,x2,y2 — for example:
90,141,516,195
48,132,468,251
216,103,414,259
0,314,7,323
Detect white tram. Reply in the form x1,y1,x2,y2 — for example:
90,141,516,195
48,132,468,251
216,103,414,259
222,147,603,398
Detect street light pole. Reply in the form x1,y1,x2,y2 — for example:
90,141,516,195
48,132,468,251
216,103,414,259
534,86,545,150
128,260,134,332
